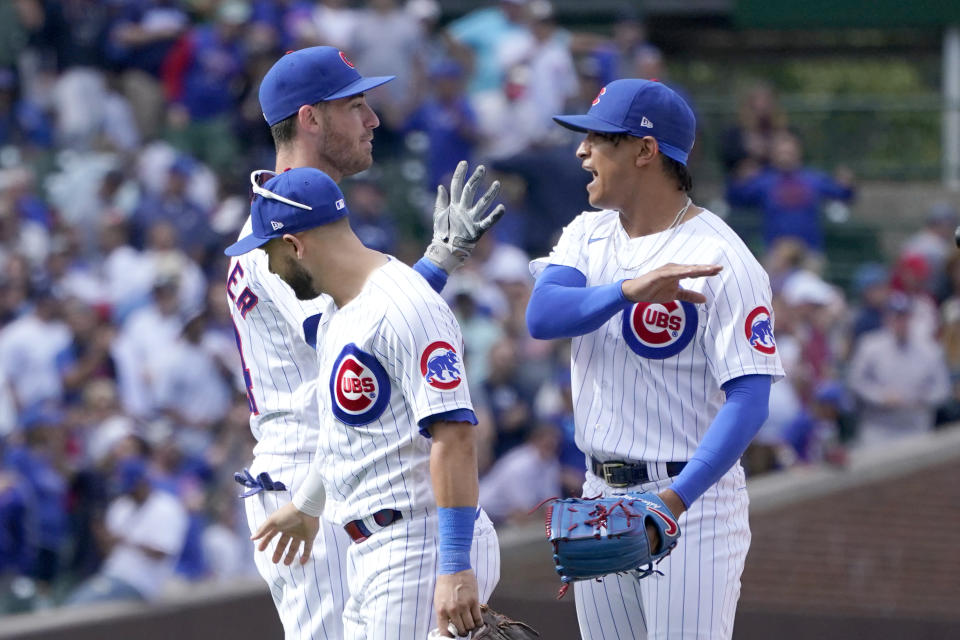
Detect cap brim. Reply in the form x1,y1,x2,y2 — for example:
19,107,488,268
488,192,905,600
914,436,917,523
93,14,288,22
325,75,395,101
552,114,629,134
224,233,270,257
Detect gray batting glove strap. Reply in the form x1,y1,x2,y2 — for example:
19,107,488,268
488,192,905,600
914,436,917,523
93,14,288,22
425,160,506,274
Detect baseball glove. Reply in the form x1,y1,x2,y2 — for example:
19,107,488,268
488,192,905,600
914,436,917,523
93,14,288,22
544,493,680,596
472,604,540,639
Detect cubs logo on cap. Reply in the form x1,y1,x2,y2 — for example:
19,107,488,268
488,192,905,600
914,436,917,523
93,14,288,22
258,46,394,126
329,344,390,425
622,301,698,359
553,78,696,166
420,341,462,391
744,306,776,355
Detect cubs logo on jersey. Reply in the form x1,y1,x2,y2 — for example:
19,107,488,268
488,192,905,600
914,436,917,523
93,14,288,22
744,306,776,356
621,301,698,359
419,341,463,391
329,344,390,425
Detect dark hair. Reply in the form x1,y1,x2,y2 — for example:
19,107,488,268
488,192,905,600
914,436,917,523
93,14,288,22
661,155,692,193
269,101,325,150
269,114,297,149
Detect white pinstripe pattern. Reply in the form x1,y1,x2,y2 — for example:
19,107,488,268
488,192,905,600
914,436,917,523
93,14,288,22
574,467,750,640
342,510,500,640
533,209,782,639
534,209,784,465
244,454,351,640
228,218,332,459
227,217,345,639
315,259,476,526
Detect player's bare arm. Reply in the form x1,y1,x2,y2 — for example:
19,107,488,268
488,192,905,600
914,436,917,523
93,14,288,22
425,160,506,274
620,262,723,304
430,420,484,637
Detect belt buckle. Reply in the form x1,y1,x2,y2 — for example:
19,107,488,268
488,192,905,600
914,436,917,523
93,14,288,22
601,462,630,488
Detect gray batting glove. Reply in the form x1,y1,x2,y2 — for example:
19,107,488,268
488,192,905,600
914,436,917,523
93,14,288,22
424,160,506,274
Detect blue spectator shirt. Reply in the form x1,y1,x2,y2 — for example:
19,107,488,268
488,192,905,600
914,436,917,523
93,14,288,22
448,8,527,94
405,96,477,189
726,168,854,251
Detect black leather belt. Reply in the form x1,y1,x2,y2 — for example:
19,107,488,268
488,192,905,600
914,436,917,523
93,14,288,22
590,457,686,488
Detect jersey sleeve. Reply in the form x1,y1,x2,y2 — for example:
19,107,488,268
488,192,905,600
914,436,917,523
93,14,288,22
529,212,589,278
375,290,475,436
702,251,786,386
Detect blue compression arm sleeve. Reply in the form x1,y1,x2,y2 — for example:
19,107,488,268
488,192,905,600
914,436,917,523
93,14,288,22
413,257,448,294
670,374,771,508
526,264,632,339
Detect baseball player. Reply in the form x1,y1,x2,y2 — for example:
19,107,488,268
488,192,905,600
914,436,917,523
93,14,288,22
229,168,500,639
526,79,785,639
227,47,503,639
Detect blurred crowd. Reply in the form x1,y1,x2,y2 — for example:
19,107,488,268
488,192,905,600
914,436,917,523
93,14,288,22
0,0,957,614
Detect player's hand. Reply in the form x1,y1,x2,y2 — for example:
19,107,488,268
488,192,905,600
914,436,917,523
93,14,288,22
251,502,319,566
621,263,723,305
434,569,483,637
425,160,506,274
646,489,686,552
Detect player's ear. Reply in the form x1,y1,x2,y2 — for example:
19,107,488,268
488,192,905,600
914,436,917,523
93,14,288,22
281,233,306,260
635,136,659,168
297,103,323,136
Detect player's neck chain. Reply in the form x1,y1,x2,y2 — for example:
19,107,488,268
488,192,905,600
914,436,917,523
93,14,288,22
613,197,693,272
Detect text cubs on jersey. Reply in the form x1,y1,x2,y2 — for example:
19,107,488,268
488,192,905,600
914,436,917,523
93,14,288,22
622,300,698,359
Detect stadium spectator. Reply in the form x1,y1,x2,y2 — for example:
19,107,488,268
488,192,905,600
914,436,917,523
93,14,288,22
161,2,249,172
3,407,69,606
105,0,190,140
478,423,561,524
499,0,578,141
404,60,479,190
890,251,939,341
483,336,536,458
940,253,960,374
0,288,71,411
902,202,959,299
778,270,845,405
447,0,531,96
726,130,855,252
65,456,188,605
344,179,398,254
849,263,890,347
720,81,790,176
847,292,950,448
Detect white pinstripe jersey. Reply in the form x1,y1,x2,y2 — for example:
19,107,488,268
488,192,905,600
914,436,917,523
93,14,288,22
533,208,785,464
226,217,332,458
314,258,474,526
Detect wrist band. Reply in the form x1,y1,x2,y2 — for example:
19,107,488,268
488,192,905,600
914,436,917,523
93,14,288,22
292,469,326,517
437,506,475,575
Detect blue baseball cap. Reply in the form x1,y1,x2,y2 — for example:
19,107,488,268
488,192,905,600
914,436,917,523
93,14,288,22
553,79,696,165
259,47,395,126
224,168,350,256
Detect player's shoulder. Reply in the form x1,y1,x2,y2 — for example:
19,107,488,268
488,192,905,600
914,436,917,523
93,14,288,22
564,209,619,239
689,209,766,271
367,259,454,327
